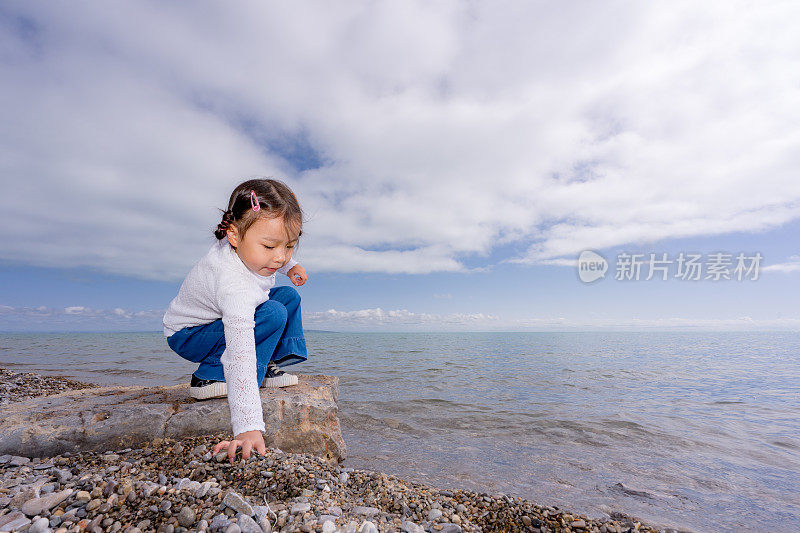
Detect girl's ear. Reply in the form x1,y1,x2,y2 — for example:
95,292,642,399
226,226,238,247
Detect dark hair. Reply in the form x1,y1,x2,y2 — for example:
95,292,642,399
214,178,304,251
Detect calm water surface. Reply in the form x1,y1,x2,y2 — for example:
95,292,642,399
1,331,798,532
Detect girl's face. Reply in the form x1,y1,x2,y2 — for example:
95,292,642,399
226,215,296,277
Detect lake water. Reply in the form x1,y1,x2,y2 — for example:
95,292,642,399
1,331,798,532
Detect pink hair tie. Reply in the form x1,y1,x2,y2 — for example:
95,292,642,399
250,190,260,211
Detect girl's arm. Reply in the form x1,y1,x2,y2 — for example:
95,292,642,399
217,284,266,437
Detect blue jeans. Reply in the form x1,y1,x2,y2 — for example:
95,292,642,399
166,285,307,384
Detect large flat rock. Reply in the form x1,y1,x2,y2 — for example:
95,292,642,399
0,374,345,464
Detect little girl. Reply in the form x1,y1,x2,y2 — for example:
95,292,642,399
162,178,308,462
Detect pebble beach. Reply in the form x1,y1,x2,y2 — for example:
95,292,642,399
0,368,675,533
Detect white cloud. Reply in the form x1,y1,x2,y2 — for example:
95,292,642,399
113,307,132,318
305,308,499,330
0,305,164,332
763,255,800,273
535,258,578,268
1,1,799,280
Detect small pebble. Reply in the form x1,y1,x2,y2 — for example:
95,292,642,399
223,491,254,516
291,502,311,514
235,513,262,533
28,517,50,533
359,520,378,533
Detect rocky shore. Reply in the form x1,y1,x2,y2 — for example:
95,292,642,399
0,368,675,533
0,369,97,406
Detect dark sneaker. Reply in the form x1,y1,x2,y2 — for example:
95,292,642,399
189,374,227,400
262,361,298,388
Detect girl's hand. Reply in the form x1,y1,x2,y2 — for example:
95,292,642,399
212,430,266,464
287,264,307,286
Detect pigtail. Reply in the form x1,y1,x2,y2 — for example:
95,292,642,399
214,209,235,240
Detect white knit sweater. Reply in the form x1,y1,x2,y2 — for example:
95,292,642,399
163,237,298,436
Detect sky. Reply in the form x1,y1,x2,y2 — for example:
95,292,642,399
1,1,799,332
